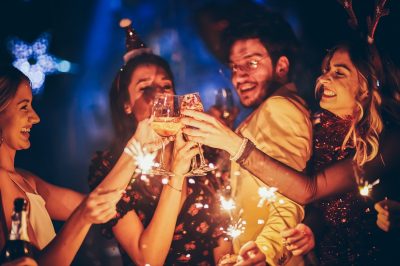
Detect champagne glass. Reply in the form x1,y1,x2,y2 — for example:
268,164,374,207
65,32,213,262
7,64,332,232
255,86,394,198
150,94,182,176
180,92,214,176
214,87,236,127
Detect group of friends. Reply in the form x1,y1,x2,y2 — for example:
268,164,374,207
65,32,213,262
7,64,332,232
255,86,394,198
1,4,400,266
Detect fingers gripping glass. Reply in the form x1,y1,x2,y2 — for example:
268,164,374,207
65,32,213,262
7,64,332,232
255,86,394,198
229,55,269,74
150,94,182,176
180,92,214,177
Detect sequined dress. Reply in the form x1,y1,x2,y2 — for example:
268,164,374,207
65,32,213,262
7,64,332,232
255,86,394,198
309,110,380,266
88,149,229,266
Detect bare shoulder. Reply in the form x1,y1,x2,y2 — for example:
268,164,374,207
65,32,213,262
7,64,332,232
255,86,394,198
15,169,40,191
0,168,16,190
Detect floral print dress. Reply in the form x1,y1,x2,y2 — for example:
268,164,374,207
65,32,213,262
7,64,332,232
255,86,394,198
88,150,229,265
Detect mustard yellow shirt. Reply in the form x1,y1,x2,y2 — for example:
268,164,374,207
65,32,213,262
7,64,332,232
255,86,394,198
231,83,312,266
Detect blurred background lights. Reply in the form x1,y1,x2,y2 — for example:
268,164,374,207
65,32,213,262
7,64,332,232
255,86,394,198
8,33,73,94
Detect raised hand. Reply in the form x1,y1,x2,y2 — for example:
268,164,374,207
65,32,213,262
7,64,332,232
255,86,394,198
78,187,124,224
132,118,172,152
235,241,266,266
170,131,199,176
281,223,315,256
374,199,400,232
181,110,242,156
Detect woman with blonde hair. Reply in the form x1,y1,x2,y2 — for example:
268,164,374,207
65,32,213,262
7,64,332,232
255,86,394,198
181,37,400,264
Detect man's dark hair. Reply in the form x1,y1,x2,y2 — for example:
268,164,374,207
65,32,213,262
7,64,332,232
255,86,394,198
223,11,299,80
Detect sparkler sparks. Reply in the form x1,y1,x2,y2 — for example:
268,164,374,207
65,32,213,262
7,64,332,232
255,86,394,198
257,186,290,228
219,196,245,239
359,179,380,197
125,140,157,175
220,196,236,212
225,219,246,238
258,187,278,207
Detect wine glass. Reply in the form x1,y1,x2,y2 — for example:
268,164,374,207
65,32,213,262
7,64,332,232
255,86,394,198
214,87,236,127
150,93,182,176
180,92,214,176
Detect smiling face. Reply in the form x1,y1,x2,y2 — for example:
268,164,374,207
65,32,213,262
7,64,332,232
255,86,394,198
0,80,40,151
125,64,174,121
316,48,361,118
229,38,275,108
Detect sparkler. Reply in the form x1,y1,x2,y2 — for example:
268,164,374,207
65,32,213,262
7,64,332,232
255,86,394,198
124,140,158,185
219,195,246,239
258,186,290,228
257,187,278,207
225,218,246,239
359,179,380,197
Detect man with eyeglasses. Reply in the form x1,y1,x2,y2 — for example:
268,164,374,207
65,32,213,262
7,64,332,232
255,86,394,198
226,17,312,265
181,12,312,266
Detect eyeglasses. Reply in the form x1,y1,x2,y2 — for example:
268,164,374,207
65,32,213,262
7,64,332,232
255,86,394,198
228,55,269,74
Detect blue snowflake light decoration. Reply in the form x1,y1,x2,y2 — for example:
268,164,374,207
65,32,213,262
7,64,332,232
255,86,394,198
8,33,72,94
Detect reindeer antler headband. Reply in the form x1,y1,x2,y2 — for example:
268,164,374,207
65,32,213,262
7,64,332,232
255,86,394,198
367,0,390,44
337,0,390,44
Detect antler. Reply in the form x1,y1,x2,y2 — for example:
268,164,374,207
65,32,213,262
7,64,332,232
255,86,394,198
337,0,359,30
367,0,390,44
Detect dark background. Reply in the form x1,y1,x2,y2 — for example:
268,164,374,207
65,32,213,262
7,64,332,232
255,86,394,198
1,0,399,265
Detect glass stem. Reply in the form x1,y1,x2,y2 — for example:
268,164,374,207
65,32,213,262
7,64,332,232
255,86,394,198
191,154,198,170
160,138,165,169
198,143,206,166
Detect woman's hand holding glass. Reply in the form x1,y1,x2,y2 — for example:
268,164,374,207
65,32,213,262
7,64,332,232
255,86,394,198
180,93,214,176
181,110,243,157
150,94,182,176
170,131,199,176
131,118,172,153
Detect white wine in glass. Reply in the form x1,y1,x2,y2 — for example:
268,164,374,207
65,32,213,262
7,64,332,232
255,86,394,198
180,92,214,176
150,94,182,176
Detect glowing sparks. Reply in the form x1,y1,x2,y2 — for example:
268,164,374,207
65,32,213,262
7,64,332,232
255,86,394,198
208,163,215,169
135,152,157,174
225,219,246,239
220,196,236,212
258,187,278,207
126,141,157,175
359,179,380,197
258,186,290,228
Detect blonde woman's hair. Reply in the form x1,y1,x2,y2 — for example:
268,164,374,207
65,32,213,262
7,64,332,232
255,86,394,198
341,70,383,183
321,42,384,184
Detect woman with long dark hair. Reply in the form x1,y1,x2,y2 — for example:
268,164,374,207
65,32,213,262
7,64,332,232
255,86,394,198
87,53,254,265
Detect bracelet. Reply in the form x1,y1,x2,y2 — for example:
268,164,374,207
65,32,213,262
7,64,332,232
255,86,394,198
230,138,248,162
236,139,256,165
166,182,182,192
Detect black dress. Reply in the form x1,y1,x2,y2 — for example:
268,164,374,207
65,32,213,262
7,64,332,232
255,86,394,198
88,149,229,266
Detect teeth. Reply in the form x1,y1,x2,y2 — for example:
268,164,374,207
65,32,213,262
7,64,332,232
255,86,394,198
21,128,30,133
323,89,336,96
